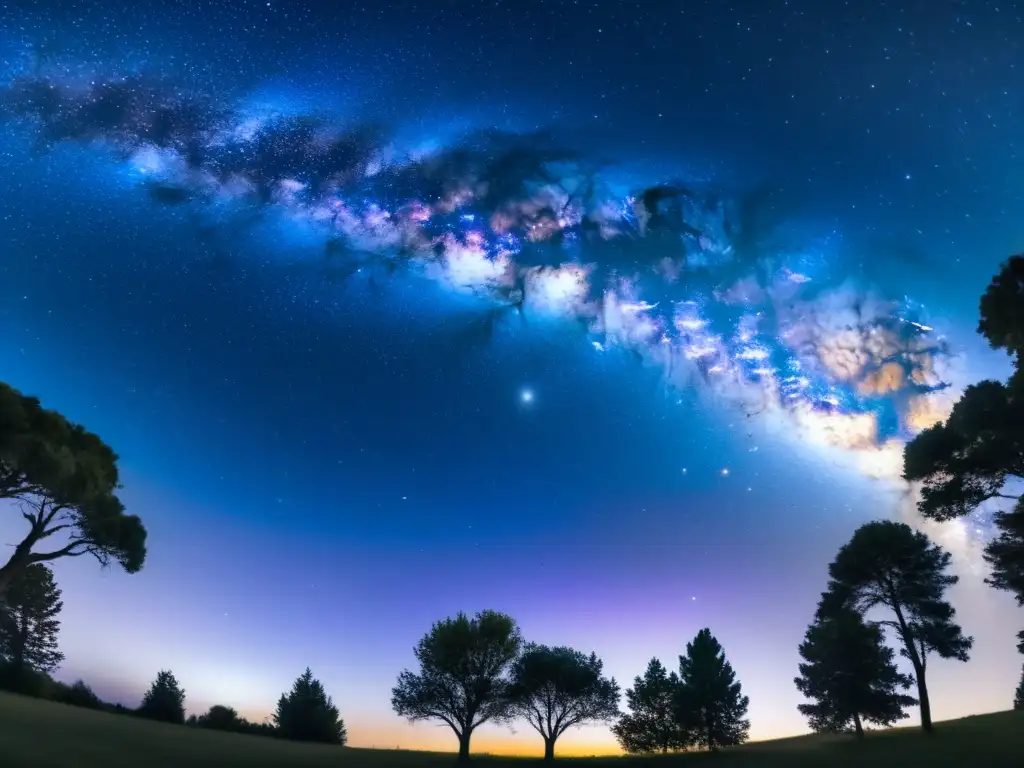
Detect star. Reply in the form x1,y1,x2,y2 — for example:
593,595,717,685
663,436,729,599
520,388,534,404
720,468,730,476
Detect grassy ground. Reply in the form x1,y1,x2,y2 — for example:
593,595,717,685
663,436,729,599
0,692,1021,767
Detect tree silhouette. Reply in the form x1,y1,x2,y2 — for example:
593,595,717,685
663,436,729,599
978,253,1024,357
674,628,750,752
56,679,102,709
795,602,916,737
903,256,1024,652
1015,665,1024,710
391,610,522,761
198,704,246,732
0,381,147,599
137,670,186,724
611,657,691,754
824,520,972,732
507,644,620,760
0,563,64,689
273,668,346,744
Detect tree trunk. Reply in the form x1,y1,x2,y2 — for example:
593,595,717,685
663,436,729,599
889,598,932,733
457,730,472,761
853,712,864,739
0,534,39,599
543,736,555,761
915,665,932,733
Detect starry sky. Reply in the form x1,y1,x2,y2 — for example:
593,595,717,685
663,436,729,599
0,0,1022,757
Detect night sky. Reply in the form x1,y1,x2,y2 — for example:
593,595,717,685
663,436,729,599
1,0,1022,756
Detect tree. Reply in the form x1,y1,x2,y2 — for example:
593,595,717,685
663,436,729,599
611,657,691,754
56,679,102,709
0,563,64,687
198,704,247,732
0,381,147,599
978,253,1024,358
273,668,346,745
391,610,522,761
903,256,1024,652
137,669,186,724
824,521,971,733
507,644,620,760
674,628,749,752
794,601,916,737
1015,665,1024,710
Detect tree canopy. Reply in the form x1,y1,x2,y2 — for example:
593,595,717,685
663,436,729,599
137,669,186,724
903,256,1024,652
0,381,147,598
391,610,522,761
507,644,620,760
978,253,1024,357
824,520,971,732
273,668,346,744
197,704,246,732
795,601,916,737
674,628,750,752
611,657,691,754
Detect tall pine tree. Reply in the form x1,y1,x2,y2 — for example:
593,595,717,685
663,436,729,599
611,658,691,754
794,603,916,737
137,669,186,724
824,521,972,733
0,563,64,689
274,668,347,745
674,628,750,752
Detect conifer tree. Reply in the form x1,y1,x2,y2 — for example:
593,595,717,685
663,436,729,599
137,670,186,724
674,628,750,752
1015,665,1024,711
612,657,691,754
0,563,64,690
795,603,916,737
274,668,347,745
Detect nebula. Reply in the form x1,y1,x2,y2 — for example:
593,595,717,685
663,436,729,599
0,72,961,477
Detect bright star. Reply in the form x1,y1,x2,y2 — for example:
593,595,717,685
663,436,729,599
520,388,534,404
720,468,730,476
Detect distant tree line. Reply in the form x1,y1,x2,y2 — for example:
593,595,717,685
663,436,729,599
391,611,749,760
3,253,1024,758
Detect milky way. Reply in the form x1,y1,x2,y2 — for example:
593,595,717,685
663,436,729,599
0,72,962,480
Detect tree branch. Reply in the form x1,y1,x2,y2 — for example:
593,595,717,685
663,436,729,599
38,524,72,540
27,540,93,563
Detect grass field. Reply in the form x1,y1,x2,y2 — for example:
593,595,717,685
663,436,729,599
0,693,1021,768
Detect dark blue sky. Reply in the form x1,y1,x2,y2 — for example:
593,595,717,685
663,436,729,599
0,0,1022,755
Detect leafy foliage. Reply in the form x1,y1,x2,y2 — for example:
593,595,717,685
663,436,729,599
674,628,750,752
978,254,1024,356
391,610,522,760
795,602,916,736
0,563,64,682
825,521,971,732
611,658,691,754
507,644,620,760
197,704,245,731
273,668,346,745
137,670,186,724
903,258,1024,653
0,381,147,597
903,373,1024,523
